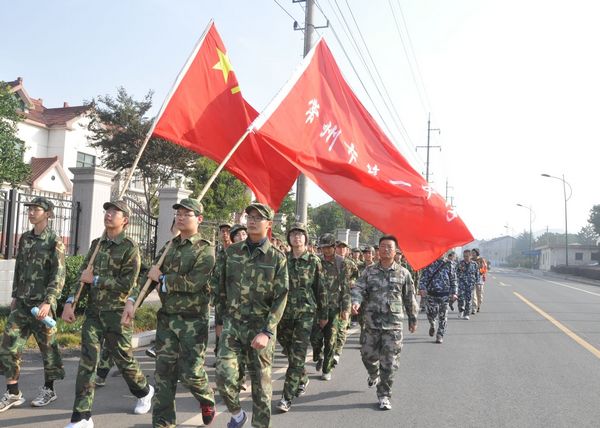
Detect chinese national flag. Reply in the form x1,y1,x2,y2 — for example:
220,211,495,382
152,21,298,209
251,39,473,269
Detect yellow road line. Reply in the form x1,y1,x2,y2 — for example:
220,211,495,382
513,291,600,359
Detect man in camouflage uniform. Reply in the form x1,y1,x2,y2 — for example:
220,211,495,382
359,246,375,274
215,203,288,428
61,200,152,428
0,197,65,412
310,234,351,381
332,240,358,366
418,256,458,344
351,235,417,410
276,223,327,413
122,198,216,427
457,249,480,320
471,248,488,314
211,223,232,364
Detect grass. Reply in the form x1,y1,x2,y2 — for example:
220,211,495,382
0,305,158,349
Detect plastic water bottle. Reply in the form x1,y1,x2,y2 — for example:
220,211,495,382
30,307,57,328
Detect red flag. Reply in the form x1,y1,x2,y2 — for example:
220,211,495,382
152,21,298,209
251,39,473,269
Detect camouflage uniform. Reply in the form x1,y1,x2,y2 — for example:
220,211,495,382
352,261,417,399
277,249,326,401
67,230,148,415
215,237,288,428
0,226,65,383
418,259,457,339
332,256,358,359
456,259,480,316
137,232,216,428
310,254,351,375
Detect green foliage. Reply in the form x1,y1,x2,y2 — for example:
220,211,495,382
589,205,600,237
309,200,381,244
57,255,86,314
133,305,158,333
86,87,197,214
188,157,251,221
577,225,599,245
0,83,31,187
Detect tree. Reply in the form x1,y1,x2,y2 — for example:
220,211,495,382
87,87,196,214
578,225,599,245
187,157,251,222
589,205,600,237
310,201,346,238
0,83,31,187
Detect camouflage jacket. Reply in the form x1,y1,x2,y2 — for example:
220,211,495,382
457,260,480,289
347,258,360,285
352,261,417,330
12,227,66,307
418,259,458,296
73,231,141,312
215,238,288,335
320,254,352,314
283,250,327,320
138,233,215,317
209,245,227,310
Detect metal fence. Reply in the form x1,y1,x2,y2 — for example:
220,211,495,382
123,196,158,264
1,188,80,258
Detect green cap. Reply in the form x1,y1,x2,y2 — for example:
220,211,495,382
362,245,374,252
173,198,203,216
103,200,130,216
352,247,361,253
25,196,54,212
245,202,274,221
219,222,233,230
319,233,336,248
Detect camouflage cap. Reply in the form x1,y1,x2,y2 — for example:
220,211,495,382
24,196,54,212
319,233,336,248
229,223,247,240
336,240,349,248
362,245,374,252
218,222,233,230
103,200,130,216
245,202,274,221
287,222,309,245
173,198,203,215
352,247,361,253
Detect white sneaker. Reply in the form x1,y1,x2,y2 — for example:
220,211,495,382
458,312,463,319
65,418,94,428
379,396,392,410
333,354,340,365
321,372,332,381
464,315,470,320
133,385,154,414
0,390,25,412
31,386,57,407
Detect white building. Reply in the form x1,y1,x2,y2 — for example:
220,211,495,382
537,244,599,271
7,77,100,194
472,236,516,267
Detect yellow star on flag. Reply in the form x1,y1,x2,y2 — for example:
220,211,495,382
213,48,234,83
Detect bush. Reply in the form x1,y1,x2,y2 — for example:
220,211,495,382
57,255,87,314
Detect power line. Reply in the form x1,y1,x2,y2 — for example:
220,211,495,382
273,0,304,32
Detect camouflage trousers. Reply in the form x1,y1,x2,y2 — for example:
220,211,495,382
216,318,275,428
73,310,148,413
333,316,349,358
277,313,313,400
310,308,341,374
359,327,403,399
472,282,485,312
153,312,214,428
0,300,64,382
96,338,114,378
458,284,475,315
426,296,449,337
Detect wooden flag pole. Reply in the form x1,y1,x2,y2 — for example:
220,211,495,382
71,234,103,312
131,238,175,313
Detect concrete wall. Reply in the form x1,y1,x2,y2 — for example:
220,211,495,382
0,260,16,306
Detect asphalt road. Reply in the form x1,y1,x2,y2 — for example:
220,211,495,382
3,268,600,427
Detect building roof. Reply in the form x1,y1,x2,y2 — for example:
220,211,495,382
28,156,72,193
6,77,91,127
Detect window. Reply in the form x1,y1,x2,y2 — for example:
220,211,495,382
76,152,96,168
575,252,583,261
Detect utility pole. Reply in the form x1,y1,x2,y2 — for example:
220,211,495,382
293,0,327,223
416,113,440,183
445,178,453,202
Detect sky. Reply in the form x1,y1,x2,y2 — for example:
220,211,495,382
3,0,599,241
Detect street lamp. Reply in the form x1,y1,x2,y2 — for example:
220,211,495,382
541,173,572,266
516,204,535,268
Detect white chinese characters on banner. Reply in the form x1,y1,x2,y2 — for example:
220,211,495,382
367,164,380,176
319,121,342,152
305,98,320,124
